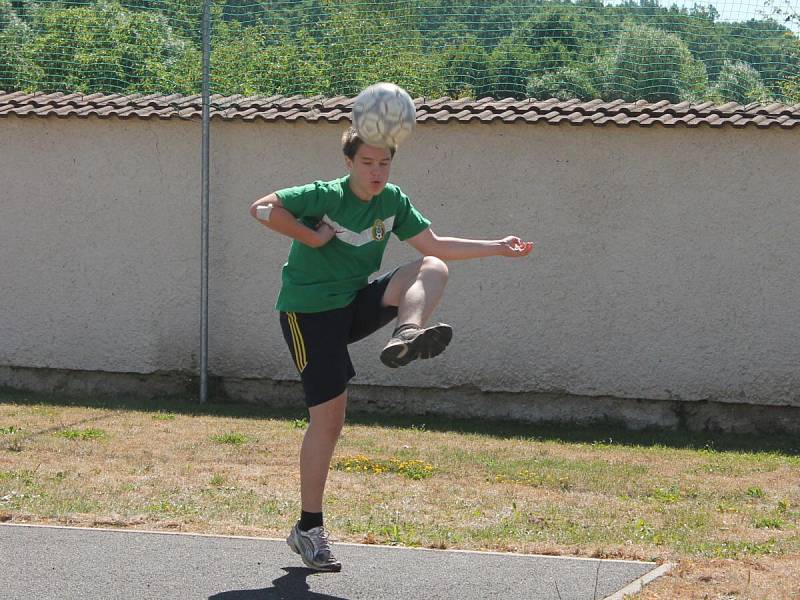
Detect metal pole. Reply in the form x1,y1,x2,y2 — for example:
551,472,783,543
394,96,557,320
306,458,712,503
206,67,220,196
200,0,211,403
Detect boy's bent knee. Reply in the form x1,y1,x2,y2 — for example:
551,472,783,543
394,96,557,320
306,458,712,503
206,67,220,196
421,255,449,279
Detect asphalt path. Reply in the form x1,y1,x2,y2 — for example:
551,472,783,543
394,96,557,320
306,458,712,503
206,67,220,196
0,524,664,599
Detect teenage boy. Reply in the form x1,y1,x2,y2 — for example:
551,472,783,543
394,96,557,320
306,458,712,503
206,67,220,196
249,127,533,572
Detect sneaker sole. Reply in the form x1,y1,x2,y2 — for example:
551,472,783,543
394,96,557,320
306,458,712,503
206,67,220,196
380,324,453,368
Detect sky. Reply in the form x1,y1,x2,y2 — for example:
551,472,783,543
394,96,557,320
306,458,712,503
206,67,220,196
606,0,800,31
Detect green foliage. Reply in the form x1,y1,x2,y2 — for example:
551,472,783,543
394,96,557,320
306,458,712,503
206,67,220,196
317,0,444,97
211,432,250,445
9,0,198,93
527,65,599,100
0,0,17,31
605,22,708,102
151,411,176,421
779,75,800,102
0,0,35,90
210,19,332,96
519,3,592,55
753,516,784,529
0,0,798,104
533,39,571,72
55,427,106,440
710,60,774,104
439,35,489,98
485,34,538,99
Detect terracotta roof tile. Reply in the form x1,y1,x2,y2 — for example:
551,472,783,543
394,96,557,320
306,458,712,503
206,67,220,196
1,91,799,130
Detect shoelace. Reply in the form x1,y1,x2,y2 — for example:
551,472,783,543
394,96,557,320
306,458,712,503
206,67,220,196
310,527,333,556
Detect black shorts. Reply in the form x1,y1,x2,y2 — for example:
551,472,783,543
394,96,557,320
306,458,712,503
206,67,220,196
279,270,399,408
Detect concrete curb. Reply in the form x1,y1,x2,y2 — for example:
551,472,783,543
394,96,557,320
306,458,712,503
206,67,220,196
602,562,674,599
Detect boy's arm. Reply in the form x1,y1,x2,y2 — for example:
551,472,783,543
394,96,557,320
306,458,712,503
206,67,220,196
249,193,334,249
406,228,533,260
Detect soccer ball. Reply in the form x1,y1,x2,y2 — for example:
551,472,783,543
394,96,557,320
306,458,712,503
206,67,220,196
352,82,416,149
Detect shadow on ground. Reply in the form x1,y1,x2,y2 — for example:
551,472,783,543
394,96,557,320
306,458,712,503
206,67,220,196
2,386,798,456
209,567,348,600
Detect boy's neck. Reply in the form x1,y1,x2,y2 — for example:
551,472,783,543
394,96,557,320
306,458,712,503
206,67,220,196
346,176,373,203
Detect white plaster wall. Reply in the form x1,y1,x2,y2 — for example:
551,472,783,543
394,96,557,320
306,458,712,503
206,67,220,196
1,116,201,373
2,114,799,407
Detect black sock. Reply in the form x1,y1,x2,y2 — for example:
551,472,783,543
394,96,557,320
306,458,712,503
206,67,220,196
299,511,323,531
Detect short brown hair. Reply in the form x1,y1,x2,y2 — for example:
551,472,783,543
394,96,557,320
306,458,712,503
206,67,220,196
341,127,396,159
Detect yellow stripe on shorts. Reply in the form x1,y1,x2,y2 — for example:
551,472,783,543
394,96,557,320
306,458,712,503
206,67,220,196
287,312,307,373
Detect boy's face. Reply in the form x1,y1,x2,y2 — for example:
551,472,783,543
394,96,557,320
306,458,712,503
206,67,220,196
345,143,393,200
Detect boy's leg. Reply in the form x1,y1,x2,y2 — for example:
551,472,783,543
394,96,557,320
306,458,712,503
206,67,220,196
381,255,449,326
286,389,347,573
300,390,347,514
279,311,351,572
379,256,453,368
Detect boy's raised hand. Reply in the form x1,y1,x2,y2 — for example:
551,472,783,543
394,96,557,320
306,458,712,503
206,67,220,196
499,236,534,258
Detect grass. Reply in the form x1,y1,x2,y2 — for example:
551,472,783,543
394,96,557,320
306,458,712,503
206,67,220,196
211,432,251,446
0,387,798,598
54,428,107,441
151,412,176,422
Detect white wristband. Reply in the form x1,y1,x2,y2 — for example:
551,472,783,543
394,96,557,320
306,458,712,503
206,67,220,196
256,204,273,221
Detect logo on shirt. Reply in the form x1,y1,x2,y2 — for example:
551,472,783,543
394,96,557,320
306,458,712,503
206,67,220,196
321,215,395,247
371,219,386,242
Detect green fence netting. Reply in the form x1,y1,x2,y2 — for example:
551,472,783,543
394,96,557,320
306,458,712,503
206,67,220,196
1,0,799,104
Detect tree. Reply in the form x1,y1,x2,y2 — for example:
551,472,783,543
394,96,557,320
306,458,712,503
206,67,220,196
604,22,708,102
779,75,800,102
0,0,39,90
718,19,800,98
680,7,726,82
318,0,444,97
527,65,599,100
254,28,332,96
477,2,521,48
519,4,592,55
211,19,269,95
19,0,199,94
438,35,489,98
0,0,16,31
0,0,797,105
710,60,773,103
485,34,537,99
532,39,570,72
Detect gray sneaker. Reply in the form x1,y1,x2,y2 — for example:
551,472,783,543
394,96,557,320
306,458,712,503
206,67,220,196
379,323,453,368
286,522,342,572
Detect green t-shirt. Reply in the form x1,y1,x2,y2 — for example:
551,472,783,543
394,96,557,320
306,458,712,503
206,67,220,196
275,175,431,313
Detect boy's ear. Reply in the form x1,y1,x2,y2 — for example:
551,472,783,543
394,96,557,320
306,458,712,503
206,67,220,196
344,156,353,170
